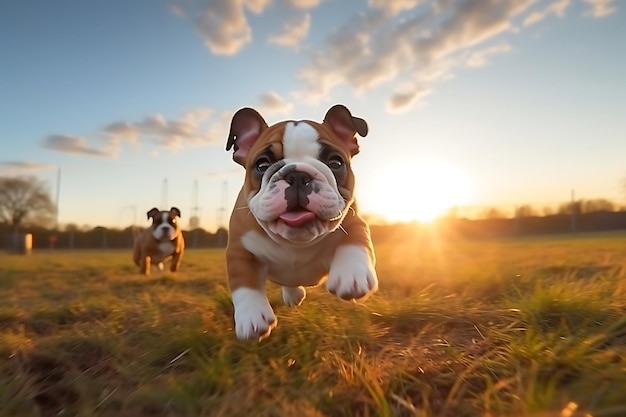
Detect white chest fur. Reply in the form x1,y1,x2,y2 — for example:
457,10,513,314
241,230,340,287
158,241,175,255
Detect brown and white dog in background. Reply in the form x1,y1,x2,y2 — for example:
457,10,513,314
133,207,185,275
225,104,378,341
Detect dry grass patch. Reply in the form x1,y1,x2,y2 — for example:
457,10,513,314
1,235,626,416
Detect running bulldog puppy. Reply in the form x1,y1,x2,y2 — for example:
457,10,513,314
133,207,185,275
225,104,378,341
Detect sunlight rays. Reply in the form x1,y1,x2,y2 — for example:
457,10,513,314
362,158,473,224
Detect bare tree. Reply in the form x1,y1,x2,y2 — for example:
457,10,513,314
582,199,615,213
189,215,201,229
557,200,581,215
64,223,79,232
558,198,616,215
515,204,537,218
480,207,506,219
0,176,56,231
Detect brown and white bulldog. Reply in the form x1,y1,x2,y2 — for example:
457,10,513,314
225,104,378,341
133,207,185,275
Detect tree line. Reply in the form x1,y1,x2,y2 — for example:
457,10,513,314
0,176,230,250
2,176,626,249
1,223,228,250
473,198,625,220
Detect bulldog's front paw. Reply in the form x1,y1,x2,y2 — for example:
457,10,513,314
327,245,378,301
231,287,277,341
282,286,306,307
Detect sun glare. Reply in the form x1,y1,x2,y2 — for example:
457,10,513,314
365,159,473,224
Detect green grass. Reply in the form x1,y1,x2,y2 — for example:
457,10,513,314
1,232,626,416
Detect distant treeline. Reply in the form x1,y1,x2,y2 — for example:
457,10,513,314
1,225,228,251
459,211,626,238
371,210,626,242
4,209,626,251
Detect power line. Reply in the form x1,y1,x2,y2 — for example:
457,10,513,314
190,179,201,229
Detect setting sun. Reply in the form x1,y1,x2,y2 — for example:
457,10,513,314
361,158,473,223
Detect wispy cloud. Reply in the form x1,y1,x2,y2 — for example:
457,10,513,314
268,13,311,50
295,0,602,111
179,0,321,55
104,108,222,150
43,135,115,158
44,108,226,158
194,0,271,55
167,2,185,17
465,44,513,68
387,85,431,113
368,0,423,16
523,0,570,26
175,0,618,112
285,0,323,8
258,91,293,115
106,110,208,145
583,0,616,17
0,161,56,175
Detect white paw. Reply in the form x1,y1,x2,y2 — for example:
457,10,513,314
157,262,164,271
231,287,277,341
282,286,306,307
326,245,378,301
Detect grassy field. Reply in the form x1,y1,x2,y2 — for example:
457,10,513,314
1,231,626,417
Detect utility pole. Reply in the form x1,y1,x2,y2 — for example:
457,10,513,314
191,179,200,227
161,178,168,208
191,180,200,247
55,168,61,230
216,181,228,247
216,181,228,230
570,189,577,234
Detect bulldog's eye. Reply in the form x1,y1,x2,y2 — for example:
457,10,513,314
327,155,344,170
255,157,272,172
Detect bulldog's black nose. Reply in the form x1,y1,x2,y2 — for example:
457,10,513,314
284,170,312,187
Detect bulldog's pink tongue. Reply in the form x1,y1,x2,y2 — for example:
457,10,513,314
279,210,316,227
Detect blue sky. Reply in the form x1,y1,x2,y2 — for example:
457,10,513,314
1,0,624,230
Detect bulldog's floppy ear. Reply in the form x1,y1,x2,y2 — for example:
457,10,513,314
226,107,269,166
170,207,181,218
323,104,368,156
146,208,160,220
